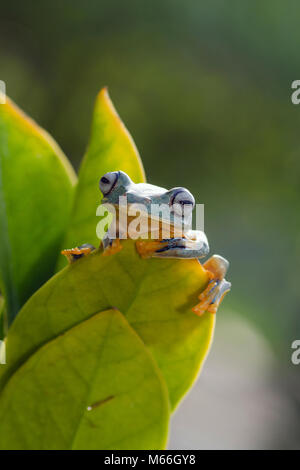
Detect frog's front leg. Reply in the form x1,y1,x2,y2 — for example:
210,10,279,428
101,219,125,256
136,230,209,260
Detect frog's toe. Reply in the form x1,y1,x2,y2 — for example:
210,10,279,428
192,278,231,316
206,279,231,314
102,238,123,256
192,277,219,316
61,243,95,263
192,254,230,315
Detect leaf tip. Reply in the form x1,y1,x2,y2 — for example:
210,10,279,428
0,94,77,186
96,86,111,107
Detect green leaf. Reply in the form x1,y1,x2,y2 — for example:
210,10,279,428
0,296,5,340
57,88,145,270
0,94,77,324
0,308,169,450
0,240,214,413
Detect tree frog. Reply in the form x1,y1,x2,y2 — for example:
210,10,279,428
62,171,231,316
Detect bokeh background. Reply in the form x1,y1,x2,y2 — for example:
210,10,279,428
1,0,299,449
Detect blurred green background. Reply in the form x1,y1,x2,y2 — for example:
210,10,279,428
1,0,299,448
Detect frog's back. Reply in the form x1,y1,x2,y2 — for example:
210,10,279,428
133,183,167,197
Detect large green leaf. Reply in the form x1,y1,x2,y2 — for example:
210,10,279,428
0,93,76,323
0,308,169,450
58,88,145,270
0,296,5,340
0,240,214,413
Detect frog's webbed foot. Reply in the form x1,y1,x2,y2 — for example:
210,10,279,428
102,233,123,256
61,243,95,263
192,255,231,316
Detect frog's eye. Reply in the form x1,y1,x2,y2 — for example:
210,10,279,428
170,189,195,216
99,172,119,196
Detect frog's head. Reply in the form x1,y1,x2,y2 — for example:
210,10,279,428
99,171,132,203
99,171,195,230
